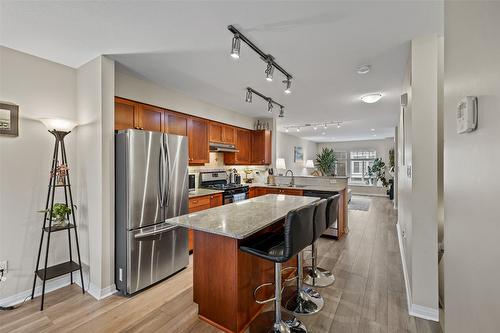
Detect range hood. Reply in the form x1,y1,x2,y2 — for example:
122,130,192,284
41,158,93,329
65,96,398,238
209,142,239,153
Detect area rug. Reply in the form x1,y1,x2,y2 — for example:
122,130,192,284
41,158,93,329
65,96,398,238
349,196,371,211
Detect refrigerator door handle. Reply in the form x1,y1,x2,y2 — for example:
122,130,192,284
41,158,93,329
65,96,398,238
158,140,165,207
164,134,170,209
134,225,177,240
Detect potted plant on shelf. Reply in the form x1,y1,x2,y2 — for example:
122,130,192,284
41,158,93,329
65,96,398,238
315,148,337,177
39,203,72,227
371,158,389,187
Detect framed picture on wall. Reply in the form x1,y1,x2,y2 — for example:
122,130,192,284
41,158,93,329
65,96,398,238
294,146,303,162
0,103,19,137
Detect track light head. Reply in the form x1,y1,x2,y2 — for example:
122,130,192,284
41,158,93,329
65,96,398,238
267,99,273,112
245,88,252,103
323,124,328,130
296,127,300,132
265,61,274,82
279,106,285,118
231,35,241,59
284,77,292,94
337,123,341,128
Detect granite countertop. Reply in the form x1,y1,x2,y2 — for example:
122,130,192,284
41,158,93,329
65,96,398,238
165,194,319,239
248,183,347,192
189,188,224,198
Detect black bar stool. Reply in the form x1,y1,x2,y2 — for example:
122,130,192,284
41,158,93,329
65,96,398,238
282,199,327,316
303,194,341,287
240,204,316,333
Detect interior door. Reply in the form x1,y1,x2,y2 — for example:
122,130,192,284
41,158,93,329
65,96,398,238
127,130,164,230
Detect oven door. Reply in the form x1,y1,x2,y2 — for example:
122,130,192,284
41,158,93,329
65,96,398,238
223,191,249,204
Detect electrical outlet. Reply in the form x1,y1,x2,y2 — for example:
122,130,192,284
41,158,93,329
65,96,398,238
329,179,337,184
0,260,7,273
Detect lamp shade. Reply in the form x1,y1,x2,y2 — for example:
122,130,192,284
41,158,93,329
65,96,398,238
276,158,286,170
305,160,315,168
40,118,78,132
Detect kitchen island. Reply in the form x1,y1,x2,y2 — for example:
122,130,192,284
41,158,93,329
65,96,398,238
165,194,319,333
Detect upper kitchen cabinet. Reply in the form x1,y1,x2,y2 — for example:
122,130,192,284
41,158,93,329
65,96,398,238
114,97,163,132
251,130,272,165
137,103,163,132
164,110,188,136
188,117,209,164
115,97,137,130
224,128,251,165
209,122,235,144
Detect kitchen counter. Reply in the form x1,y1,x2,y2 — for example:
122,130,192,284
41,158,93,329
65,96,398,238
188,188,223,198
165,194,318,239
248,182,347,192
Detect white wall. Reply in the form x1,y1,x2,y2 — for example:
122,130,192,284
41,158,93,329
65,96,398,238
397,36,441,320
115,66,255,130
0,47,78,301
75,56,115,298
318,138,394,177
275,132,318,176
444,2,500,331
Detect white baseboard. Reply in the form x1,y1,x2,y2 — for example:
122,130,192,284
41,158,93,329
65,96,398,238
0,271,116,307
396,223,439,322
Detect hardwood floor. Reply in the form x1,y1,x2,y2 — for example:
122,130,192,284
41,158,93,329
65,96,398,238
0,196,441,333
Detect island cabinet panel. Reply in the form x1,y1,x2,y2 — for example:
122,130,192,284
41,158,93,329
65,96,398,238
193,225,297,333
188,117,209,164
114,97,137,130
251,130,272,165
164,110,188,136
224,128,251,165
248,188,256,198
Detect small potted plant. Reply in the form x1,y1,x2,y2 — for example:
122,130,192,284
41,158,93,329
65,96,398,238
39,203,72,227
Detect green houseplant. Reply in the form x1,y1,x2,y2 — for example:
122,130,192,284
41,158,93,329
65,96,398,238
371,158,388,187
315,147,337,176
39,203,72,227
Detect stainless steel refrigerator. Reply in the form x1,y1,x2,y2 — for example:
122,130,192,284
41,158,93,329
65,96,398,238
115,129,189,295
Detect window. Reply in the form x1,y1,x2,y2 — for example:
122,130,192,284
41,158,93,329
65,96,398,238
349,150,376,184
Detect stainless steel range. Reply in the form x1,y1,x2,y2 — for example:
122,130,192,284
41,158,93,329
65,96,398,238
200,171,249,205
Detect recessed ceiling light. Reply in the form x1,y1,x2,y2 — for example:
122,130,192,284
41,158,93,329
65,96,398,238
296,128,300,132
361,93,383,104
321,131,326,135
313,126,317,130
357,65,371,75
371,128,375,131
285,128,289,132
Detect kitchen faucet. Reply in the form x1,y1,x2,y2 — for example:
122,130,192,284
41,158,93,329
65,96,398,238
285,169,295,187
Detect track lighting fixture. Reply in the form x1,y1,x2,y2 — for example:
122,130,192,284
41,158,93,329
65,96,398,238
283,121,343,133
228,25,293,89
337,123,341,128
324,124,328,130
231,35,241,59
267,99,273,112
245,88,252,103
284,77,292,94
265,60,274,82
245,87,285,117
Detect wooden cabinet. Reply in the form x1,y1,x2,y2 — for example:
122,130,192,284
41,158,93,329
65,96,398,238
224,128,251,165
164,110,188,136
251,130,272,165
188,193,222,252
251,187,303,196
115,97,137,130
188,117,209,164
114,97,163,132
209,122,236,145
137,103,163,132
248,188,256,198
210,193,223,207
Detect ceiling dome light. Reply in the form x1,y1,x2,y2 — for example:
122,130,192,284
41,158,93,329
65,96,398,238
285,128,289,132
231,35,241,59
371,128,375,131
265,61,274,82
361,93,383,104
296,128,300,132
357,65,371,75
284,77,292,94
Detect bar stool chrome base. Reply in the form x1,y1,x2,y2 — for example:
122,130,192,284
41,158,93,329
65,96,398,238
303,266,335,287
249,311,307,333
282,284,324,316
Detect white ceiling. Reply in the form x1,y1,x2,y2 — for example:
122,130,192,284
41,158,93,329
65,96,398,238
0,1,443,142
